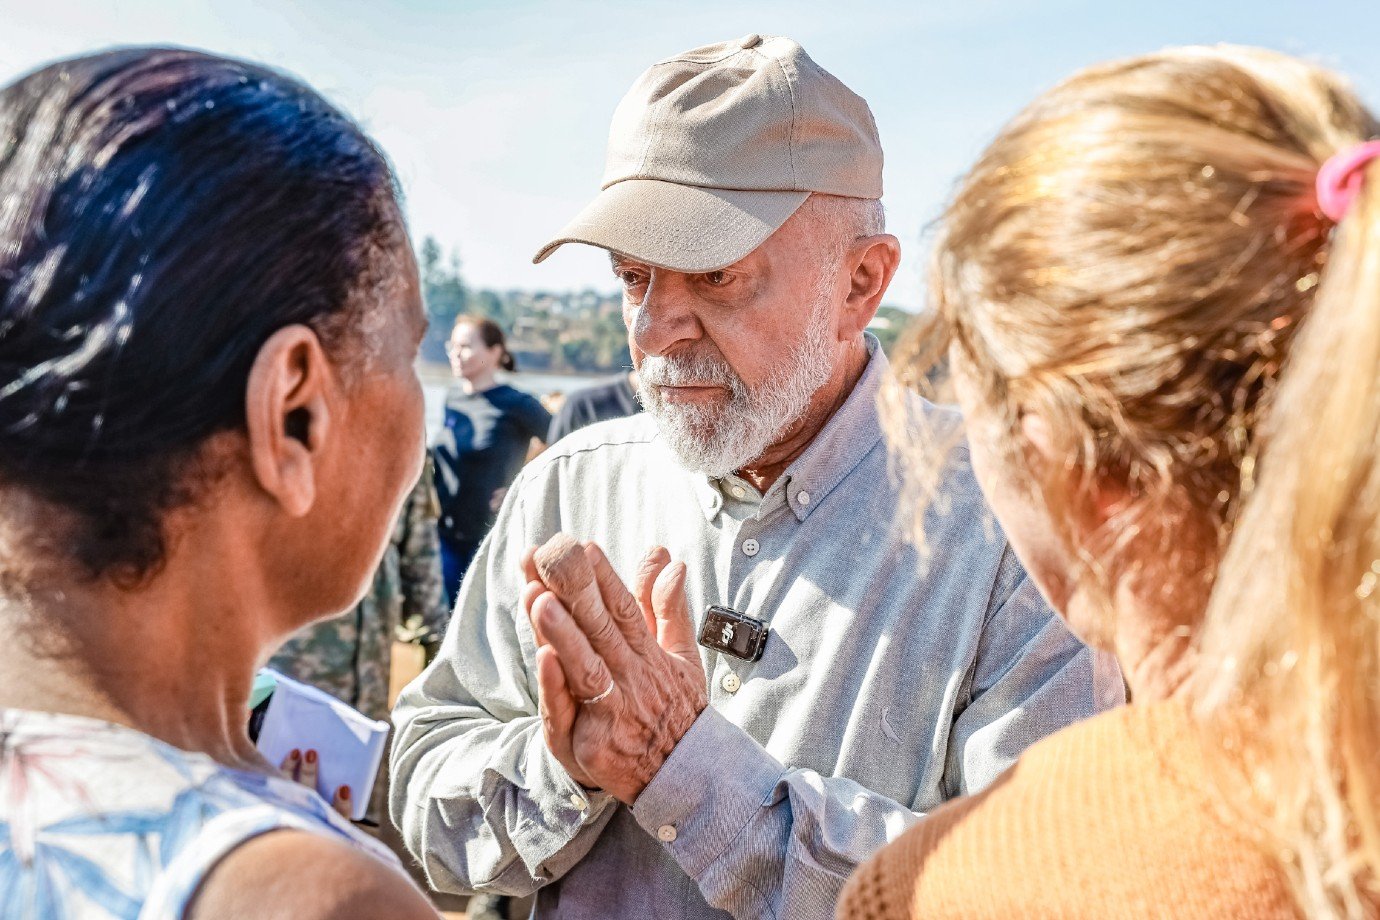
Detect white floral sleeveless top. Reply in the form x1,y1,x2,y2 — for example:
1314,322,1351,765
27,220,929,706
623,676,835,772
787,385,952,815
0,709,400,919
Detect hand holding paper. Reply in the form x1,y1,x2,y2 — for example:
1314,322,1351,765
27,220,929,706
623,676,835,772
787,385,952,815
253,669,390,821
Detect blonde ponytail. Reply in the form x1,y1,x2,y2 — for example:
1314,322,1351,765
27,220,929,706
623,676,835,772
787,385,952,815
1199,164,1380,917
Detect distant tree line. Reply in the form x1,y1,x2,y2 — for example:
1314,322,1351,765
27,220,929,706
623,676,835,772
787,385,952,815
416,236,912,373
418,236,630,373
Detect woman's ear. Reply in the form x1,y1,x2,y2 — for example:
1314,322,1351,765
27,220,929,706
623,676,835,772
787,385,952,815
1020,409,1129,528
244,325,335,517
1018,410,1058,461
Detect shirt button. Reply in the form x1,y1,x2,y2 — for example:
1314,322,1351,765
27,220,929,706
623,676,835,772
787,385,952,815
569,793,588,810
797,491,811,506
742,538,759,557
731,486,746,499
657,824,678,843
721,672,741,694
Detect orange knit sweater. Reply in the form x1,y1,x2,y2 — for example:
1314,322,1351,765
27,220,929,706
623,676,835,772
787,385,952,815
838,702,1303,919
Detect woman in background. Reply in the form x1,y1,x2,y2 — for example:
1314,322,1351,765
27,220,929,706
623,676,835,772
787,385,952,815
433,316,550,604
0,48,437,918
843,46,1380,919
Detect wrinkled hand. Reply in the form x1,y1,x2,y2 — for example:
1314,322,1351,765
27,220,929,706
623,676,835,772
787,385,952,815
521,533,707,803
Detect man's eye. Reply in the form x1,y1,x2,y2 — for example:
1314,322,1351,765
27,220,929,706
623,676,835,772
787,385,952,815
704,271,728,286
615,269,646,287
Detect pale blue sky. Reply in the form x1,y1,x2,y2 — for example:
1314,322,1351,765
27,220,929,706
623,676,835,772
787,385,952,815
1,0,1377,307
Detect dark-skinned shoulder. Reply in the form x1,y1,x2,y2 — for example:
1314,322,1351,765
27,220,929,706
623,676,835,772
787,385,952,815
186,829,439,920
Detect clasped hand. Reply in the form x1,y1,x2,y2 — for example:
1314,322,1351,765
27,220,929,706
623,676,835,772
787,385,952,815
521,533,707,804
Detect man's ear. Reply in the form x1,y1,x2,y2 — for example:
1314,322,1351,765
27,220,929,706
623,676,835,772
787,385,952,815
244,325,334,518
840,233,901,339
1019,409,1129,528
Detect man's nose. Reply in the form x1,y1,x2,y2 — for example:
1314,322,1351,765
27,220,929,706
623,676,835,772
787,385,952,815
631,272,702,358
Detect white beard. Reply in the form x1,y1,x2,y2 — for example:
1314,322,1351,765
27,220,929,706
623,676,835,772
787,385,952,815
636,284,837,480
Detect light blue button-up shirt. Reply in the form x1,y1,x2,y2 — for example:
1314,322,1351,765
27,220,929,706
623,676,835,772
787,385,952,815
391,341,1123,919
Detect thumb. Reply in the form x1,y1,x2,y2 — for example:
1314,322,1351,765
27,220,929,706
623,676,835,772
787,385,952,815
537,646,577,739
634,546,672,636
652,561,698,661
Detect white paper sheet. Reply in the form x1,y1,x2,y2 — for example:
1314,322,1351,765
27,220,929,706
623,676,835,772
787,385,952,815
254,668,390,821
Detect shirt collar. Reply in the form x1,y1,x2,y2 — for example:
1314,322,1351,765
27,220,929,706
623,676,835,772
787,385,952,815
693,473,724,520
688,334,888,523
777,334,886,522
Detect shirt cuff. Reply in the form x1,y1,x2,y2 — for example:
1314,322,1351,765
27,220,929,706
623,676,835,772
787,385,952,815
510,729,616,876
631,706,786,877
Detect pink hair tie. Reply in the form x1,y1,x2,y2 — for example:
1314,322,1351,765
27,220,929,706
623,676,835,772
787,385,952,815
1316,139,1380,222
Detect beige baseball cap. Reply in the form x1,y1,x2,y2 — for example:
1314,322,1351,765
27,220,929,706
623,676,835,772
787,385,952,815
532,34,883,273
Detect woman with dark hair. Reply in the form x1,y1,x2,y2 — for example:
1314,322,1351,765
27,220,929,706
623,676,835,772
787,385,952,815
433,316,550,603
0,48,438,917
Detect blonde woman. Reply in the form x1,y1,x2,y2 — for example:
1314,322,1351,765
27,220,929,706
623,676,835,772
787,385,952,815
841,47,1380,919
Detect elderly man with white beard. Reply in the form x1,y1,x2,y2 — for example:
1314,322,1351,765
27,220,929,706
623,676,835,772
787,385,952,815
391,35,1123,920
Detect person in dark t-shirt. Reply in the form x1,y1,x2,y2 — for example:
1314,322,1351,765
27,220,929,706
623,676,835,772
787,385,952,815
432,316,550,604
546,370,641,443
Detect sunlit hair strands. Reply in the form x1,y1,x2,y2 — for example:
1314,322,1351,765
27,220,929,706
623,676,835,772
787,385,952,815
883,45,1380,917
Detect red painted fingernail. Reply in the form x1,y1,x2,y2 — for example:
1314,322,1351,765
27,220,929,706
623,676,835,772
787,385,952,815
289,748,300,760
305,749,317,764
340,785,351,800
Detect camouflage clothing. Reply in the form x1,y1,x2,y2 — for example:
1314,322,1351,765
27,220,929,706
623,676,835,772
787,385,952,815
269,470,448,725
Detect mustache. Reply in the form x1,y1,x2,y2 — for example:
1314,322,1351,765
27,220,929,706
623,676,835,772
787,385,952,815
638,351,740,389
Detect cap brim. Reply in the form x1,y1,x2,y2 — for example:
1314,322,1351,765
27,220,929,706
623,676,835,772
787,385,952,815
532,179,811,272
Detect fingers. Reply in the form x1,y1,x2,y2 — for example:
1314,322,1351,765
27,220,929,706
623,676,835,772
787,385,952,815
652,561,698,660
522,545,552,647
520,546,541,585
634,546,672,636
536,646,579,759
299,748,319,791
332,785,352,818
523,578,549,645
279,748,302,781
533,534,597,599
534,534,629,663
585,543,653,652
537,646,597,789
532,591,616,702
537,646,579,738
280,748,320,792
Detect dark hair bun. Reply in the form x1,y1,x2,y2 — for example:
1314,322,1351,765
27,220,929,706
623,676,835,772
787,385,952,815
0,48,399,577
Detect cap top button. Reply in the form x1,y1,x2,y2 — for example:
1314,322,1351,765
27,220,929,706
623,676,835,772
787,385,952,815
739,34,762,49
